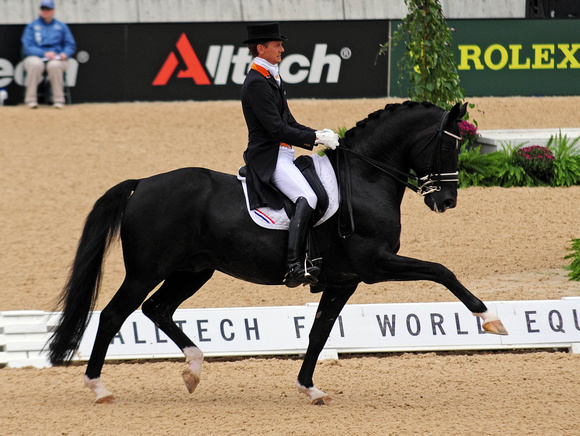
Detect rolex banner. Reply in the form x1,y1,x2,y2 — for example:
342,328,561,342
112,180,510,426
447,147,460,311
389,19,579,97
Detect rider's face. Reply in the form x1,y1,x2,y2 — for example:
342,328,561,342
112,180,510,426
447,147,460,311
258,41,284,65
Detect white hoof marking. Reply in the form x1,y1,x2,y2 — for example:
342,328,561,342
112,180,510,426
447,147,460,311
84,375,114,402
296,380,328,403
473,310,500,324
184,346,204,378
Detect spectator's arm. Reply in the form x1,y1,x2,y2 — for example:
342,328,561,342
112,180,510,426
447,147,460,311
61,23,76,58
21,24,46,58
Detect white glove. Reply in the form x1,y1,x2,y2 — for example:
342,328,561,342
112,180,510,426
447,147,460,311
315,129,340,150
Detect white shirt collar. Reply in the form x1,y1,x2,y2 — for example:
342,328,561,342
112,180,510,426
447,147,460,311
253,56,281,86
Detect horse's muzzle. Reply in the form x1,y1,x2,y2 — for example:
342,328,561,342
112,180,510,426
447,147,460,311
424,191,457,213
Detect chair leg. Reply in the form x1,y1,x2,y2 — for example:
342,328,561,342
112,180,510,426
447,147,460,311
63,72,72,104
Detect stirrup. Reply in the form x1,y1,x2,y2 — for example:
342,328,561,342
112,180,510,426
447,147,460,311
302,256,320,282
284,258,320,288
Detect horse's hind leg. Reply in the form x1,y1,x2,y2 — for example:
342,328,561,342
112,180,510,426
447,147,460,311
84,276,161,403
141,269,214,394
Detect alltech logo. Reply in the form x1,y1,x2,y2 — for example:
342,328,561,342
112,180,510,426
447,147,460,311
153,33,349,87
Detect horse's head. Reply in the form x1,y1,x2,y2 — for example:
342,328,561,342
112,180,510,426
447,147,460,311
338,101,468,219
410,102,467,213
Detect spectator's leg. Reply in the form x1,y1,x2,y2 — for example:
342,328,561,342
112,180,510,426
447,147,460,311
24,56,45,105
46,59,68,105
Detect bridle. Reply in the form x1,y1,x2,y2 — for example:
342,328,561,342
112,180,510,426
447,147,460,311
340,110,461,196
335,110,462,238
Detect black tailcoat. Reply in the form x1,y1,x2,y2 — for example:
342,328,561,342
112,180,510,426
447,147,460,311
241,66,316,210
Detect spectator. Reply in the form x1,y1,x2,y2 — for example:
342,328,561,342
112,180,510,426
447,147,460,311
21,0,76,109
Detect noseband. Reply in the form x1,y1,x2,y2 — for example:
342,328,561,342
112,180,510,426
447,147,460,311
335,110,461,238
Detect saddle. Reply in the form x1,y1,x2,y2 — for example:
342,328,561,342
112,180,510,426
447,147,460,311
237,153,338,230
238,156,328,222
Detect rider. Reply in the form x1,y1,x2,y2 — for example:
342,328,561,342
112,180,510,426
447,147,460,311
241,22,340,287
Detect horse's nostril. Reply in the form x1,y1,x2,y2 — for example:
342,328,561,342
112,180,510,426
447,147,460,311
445,198,456,209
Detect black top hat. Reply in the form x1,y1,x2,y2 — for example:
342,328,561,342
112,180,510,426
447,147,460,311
242,22,287,44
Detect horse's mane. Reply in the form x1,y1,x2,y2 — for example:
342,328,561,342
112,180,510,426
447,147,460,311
343,100,439,140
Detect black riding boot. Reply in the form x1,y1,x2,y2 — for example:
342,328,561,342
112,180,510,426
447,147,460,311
284,197,321,288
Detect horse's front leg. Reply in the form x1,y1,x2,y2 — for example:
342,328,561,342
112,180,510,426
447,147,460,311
373,254,508,335
297,284,357,405
472,310,508,335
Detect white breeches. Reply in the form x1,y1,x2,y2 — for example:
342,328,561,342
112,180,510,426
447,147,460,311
272,146,317,209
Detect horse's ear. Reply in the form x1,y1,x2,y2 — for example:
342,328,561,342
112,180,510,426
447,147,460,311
450,102,468,120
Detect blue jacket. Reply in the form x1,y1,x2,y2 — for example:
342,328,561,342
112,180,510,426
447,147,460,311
21,17,76,58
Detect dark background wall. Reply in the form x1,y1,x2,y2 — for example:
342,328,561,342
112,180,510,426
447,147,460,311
0,16,577,104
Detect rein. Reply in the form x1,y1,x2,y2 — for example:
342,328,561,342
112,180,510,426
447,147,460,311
335,110,461,239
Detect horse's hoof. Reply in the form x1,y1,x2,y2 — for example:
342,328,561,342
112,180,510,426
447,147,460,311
311,396,332,406
483,320,508,335
182,369,200,393
95,394,116,404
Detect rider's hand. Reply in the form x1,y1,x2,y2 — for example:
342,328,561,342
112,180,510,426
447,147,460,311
315,129,340,150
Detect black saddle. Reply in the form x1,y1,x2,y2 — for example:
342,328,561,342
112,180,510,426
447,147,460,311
239,155,330,222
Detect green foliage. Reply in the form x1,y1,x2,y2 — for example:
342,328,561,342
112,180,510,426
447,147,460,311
565,239,580,281
336,126,348,138
457,144,501,187
459,141,526,187
458,133,580,188
548,132,580,186
379,0,465,112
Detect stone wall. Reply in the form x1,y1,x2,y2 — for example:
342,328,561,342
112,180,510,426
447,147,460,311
0,0,526,24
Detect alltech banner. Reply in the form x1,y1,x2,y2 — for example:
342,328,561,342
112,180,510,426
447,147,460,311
1,298,578,368
0,20,390,103
68,298,579,361
389,19,579,97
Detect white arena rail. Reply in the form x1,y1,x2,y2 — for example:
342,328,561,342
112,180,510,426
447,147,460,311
1,297,579,368
477,128,580,154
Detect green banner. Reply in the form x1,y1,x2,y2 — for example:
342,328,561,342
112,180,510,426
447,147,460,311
389,19,580,97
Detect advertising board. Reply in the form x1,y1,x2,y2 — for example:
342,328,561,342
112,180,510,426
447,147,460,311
389,19,579,97
1,19,578,103
0,21,390,103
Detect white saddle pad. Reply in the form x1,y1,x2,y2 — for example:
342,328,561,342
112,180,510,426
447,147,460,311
237,153,339,230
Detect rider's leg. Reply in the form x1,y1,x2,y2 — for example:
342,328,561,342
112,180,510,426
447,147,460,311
272,146,319,287
284,197,321,287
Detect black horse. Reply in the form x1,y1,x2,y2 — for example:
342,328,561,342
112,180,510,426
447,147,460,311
49,101,507,405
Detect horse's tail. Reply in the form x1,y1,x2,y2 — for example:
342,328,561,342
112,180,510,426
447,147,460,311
48,179,140,365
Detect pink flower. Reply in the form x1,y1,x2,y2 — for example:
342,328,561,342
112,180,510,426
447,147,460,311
458,120,478,143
